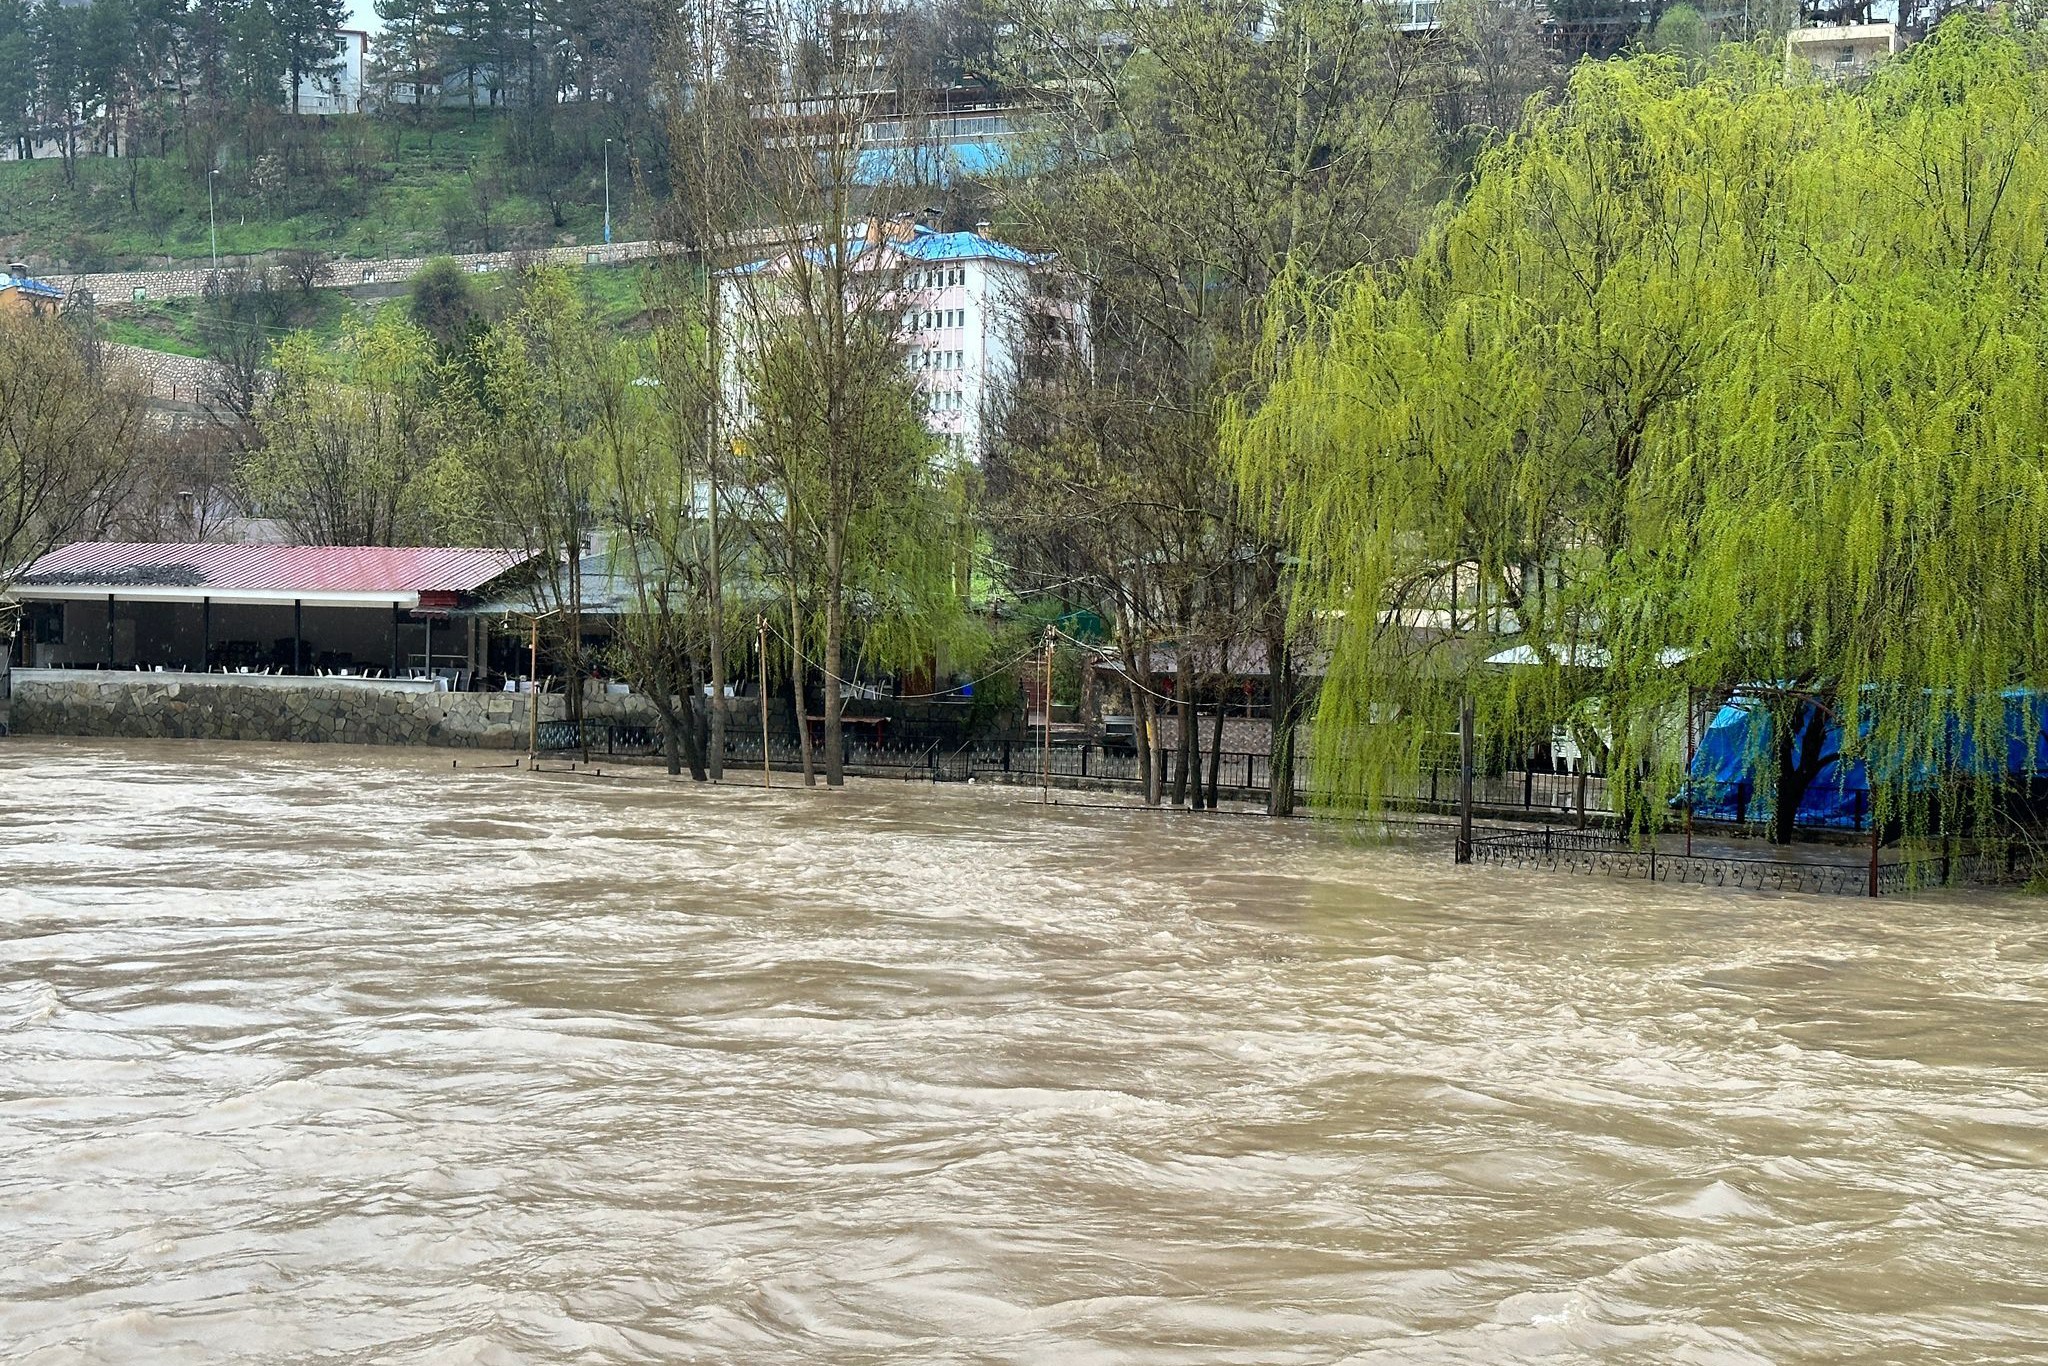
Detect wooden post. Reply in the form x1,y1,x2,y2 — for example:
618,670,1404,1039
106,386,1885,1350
1456,694,1475,864
526,616,540,765
201,597,211,671
1868,819,1880,898
758,615,772,789
293,599,303,674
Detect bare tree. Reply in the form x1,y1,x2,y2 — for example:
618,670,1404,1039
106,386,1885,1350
0,311,147,594
0,311,147,723
714,0,950,788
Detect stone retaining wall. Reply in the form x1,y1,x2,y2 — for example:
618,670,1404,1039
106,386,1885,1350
107,344,219,404
7,670,663,749
60,239,663,311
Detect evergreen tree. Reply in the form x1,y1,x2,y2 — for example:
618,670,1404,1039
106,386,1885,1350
273,0,345,113
80,0,138,154
373,0,445,113
226,0,288,111
30,0,84,175
0,0,34,160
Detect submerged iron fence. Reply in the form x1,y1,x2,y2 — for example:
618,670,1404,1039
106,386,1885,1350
532,725,1624,815
535,719,661,755
1468,826,2032,896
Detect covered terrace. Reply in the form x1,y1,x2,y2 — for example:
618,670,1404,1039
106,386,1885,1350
6,543,541,688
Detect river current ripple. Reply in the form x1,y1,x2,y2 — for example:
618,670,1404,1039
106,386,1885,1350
2,740,2046,1363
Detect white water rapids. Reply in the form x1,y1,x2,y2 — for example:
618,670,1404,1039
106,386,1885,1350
3,739,2046,1363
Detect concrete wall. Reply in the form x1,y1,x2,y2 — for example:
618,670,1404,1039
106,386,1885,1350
6,670,663,749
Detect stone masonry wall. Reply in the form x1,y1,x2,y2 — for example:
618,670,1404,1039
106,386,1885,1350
58,240,663,312
8,671,663,750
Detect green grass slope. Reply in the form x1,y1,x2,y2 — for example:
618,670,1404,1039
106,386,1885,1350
1,113,647,272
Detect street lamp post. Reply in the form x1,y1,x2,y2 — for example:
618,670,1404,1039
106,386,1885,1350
604,139,612,246
208,169,219,270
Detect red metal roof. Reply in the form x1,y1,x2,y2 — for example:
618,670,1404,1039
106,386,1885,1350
16,543,535,595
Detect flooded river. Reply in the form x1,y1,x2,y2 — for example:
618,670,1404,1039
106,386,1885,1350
3,740,2047,1363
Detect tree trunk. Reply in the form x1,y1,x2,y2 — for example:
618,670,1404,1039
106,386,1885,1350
788,593,815,785
679,689,708,782
660,703,683,775
1128,676,1153,801
1267,631,1298,817
822,585,845,788
1205,701,1226,809
1139,691,1163,806
1171,693,1192,807
1770,702,1829,846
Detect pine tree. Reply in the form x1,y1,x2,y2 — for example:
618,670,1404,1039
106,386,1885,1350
0,0,34,160
272,0,345,113
226,0,287,111
373,0,445,114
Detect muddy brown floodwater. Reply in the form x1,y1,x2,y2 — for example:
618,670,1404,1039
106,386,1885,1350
3,739,2047,1363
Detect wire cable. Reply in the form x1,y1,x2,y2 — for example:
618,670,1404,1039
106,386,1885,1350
762,621,1045,701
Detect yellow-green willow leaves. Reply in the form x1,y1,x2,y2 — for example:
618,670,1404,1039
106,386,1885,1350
1233,17,2048,834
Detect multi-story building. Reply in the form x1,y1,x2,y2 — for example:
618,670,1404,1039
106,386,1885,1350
721,217,1088,461
295,29,372,115
1786,17,1900,80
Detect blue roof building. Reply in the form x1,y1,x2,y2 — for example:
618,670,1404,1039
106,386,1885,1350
722,221,1086,462
0,264,66,316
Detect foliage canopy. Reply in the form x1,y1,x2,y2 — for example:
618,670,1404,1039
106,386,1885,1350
1234,18,2048,834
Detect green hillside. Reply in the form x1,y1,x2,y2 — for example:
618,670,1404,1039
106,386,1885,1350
102,259,664,357
0,113,649,273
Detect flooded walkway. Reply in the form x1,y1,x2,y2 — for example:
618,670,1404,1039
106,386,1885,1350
3,740,2046,1362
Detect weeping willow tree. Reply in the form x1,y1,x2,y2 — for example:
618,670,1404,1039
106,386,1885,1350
1233,17,2048,842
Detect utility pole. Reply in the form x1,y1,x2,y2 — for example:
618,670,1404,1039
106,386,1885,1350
208,169,220,270
603,139,613,246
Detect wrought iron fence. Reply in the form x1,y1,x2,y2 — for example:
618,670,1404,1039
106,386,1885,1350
534,719,660,755
1468,827,2031,896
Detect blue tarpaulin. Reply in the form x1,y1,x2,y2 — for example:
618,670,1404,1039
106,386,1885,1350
1685,691,2048,829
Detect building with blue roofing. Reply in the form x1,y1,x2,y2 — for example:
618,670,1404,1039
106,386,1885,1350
720,219,1087,463
0,262,66,318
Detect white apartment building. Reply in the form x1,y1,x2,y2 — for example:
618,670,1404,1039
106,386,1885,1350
1786,20,1900,81
294,29,371,114
721,219,1088,461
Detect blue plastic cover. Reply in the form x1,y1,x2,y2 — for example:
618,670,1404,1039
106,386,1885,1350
1684,690,2048,829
